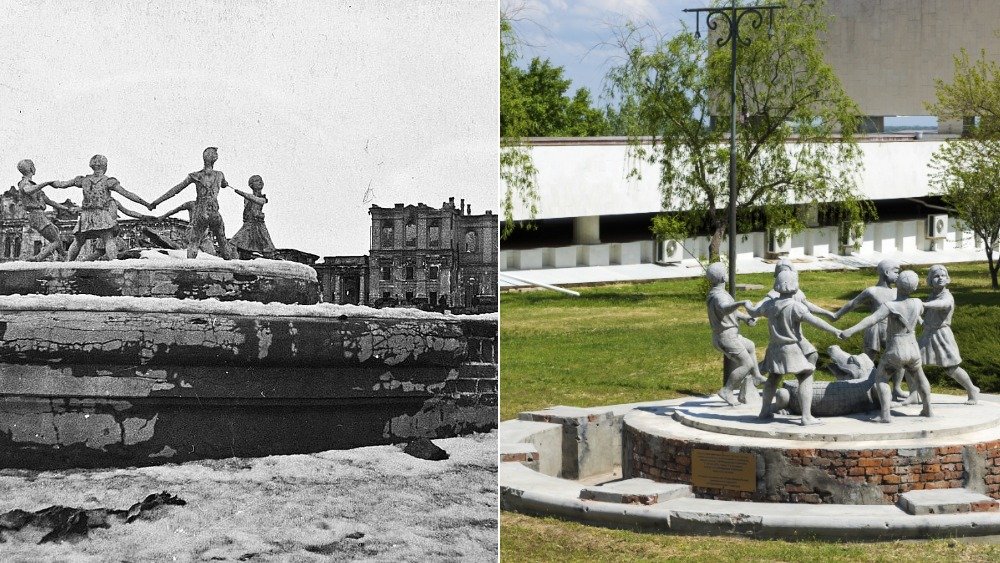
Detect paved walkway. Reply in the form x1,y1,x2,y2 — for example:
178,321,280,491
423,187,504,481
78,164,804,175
500,248,988,289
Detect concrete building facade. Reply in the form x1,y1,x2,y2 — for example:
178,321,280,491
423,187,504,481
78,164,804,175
821,0,1000,131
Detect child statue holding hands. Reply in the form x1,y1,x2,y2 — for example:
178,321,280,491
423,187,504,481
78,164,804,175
704,263,762,406
839,270,933,423
745,270,840,425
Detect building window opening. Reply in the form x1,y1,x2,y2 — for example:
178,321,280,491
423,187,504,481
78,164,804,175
428,265,439,280
405,217,417,247
405,291,414,302
429,291,438,304
428,220,440,248
465,230,477,252
405,266,414,280
34,241,42,256
381,220,394,248
381,266,392,281
382,292,391,300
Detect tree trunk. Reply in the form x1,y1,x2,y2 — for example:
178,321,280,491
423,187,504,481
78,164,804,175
987,245,999,290
709,224,725,263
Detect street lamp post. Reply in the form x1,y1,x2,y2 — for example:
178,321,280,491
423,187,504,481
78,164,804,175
683,1,782,296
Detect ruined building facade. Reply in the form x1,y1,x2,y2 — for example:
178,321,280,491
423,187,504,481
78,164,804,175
316,198,498,313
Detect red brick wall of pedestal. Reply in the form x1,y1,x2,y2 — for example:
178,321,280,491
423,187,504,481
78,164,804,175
625,426,1000,505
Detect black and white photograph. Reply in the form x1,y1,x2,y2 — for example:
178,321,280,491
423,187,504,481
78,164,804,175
0,1,498,559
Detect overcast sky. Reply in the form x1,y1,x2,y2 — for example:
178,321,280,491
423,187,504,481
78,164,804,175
0,1,498,258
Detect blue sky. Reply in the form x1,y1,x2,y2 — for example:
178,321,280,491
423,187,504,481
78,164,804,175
505,0,935,127
505,0,700,102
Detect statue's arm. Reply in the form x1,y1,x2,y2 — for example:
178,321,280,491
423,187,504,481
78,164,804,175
833,289,869,320
114,199,153,219
804,299,837,319
43,194,70,211
156,201,192,220
110,180,150,207
232,188,267,205
841,305,888,339
21,182,48,195
922,296,952,311
803,311,840,336
150,176,192,208
47,177,82,189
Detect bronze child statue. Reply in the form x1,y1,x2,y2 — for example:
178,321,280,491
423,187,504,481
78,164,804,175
229,175,276,259
16,159,70,261
149,147,235,259
41,154,151,261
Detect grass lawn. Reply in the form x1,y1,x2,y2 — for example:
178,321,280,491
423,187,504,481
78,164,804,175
500,261,1000,560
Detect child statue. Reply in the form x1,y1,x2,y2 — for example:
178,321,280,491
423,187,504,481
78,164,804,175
832,258,908,399
745,270,840,426
753,259,837,366
40,154,151,261
148,147,235,259
902,265,978,405
704,263,761,406
15,159,70,261
229,175,276,259
839,270,933,423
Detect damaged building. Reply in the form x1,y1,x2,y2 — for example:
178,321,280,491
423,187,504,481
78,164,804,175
315,198,498,313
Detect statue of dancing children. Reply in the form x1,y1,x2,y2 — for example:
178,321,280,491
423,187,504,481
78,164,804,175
705,263,763,406
229,175,276,259
41,154,151,261
839,270,933,423
753,259,837,366
900,265,979,405
832,259,909,399
148,147,235,259
745,270,840,426
16,159,69,261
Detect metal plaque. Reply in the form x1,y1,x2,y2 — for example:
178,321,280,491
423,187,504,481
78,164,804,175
691,449,757,492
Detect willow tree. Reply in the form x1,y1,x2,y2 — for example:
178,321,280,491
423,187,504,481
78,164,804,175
927,46,1000,289
605,0,872,261
500,14,538,239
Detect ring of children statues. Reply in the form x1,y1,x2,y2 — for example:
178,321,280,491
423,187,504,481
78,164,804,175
499,259,1000,540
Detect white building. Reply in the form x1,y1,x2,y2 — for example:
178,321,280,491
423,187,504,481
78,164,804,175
500,136,977,273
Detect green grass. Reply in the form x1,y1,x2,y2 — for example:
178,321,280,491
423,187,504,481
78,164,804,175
501,512,1000,562
500,261,1000,559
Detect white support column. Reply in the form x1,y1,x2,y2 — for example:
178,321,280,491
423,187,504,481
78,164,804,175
572,216,601,245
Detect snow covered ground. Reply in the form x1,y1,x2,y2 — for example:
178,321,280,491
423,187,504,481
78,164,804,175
0,432,498,561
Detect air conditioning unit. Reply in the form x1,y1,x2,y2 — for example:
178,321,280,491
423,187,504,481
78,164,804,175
839,221,863,255
926,214,948,239
766,227,791,258
656,239,684,264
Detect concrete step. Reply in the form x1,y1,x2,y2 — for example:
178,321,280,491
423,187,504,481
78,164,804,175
897,488,1000,515
580,478,693,505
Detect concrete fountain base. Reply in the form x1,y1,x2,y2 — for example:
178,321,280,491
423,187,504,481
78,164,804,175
499,395,1000,540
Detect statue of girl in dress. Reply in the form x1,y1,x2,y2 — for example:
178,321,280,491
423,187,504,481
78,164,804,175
229,175,276,259
902,265,979,405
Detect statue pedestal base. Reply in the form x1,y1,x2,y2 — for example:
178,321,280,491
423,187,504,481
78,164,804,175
624,395,1000,505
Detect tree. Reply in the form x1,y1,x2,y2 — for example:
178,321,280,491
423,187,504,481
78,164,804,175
500,14,539,239
928,46,1000,289
500,14,611,238
926,45,1000,137
605,0,872,261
